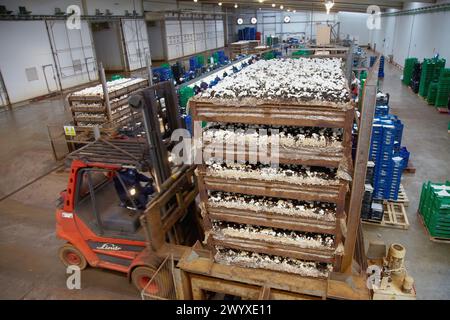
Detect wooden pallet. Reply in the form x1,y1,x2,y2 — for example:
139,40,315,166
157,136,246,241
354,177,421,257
417,211,450,244
403,160,416,174
176,247,370,300
387,184,409,207
362,202,409,230
436,107,449,114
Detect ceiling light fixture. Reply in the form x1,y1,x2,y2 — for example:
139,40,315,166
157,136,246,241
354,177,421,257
251,17,258,24
272,3,276,7
193,0,198,2
258,0,264,3
283,15,291,23
280,5,284,10
324,0,334,15
287,8,291,12
234,3,238,8
237,17,243,24
218,2,222,6
293,10,296,13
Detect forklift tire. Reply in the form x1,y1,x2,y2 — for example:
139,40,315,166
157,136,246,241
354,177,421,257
58,244,87,270
131,266,173,298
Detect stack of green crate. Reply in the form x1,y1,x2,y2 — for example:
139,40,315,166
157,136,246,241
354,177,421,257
419,58,446,97
419,181,450,239
212,52,219,64
196,55,205,68
402,57,418,86
179,86,194,110
292,49,311,58
435,68,450,107
427,82,438,105
262,51,275,60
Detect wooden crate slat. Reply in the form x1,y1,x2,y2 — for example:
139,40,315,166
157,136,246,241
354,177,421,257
210,235,337,264
207,205,337,235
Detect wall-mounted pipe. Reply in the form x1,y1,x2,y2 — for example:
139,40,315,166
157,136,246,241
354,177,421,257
382,3,450,17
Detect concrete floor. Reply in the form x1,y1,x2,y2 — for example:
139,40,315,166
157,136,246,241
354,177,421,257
0,60,449,300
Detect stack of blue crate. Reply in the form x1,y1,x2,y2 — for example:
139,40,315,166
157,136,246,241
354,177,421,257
378,56,385,78
374,104,389,117
217,50,228,65
370,115,406,200
153,66,173,81
189,57,198,72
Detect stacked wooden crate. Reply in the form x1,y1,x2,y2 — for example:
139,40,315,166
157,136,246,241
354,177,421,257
68,78,148,129
189,58,354,278
230,41,250,58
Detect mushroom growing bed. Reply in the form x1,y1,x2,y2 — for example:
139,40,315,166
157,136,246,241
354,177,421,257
205,160,340,186
211,220,335,250
194,58,350,108
203,123,344,151
215,247,333,278
208,191,336,222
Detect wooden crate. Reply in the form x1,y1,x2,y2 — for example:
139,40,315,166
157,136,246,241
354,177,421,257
189,99,354,128
196,167,348,204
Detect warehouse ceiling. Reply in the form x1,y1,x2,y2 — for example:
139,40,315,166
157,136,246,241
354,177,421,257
181,0,436,13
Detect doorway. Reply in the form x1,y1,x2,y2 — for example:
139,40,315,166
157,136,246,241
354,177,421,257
91,21,126,72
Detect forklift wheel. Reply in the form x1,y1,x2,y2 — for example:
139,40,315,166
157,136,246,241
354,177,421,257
58,244,87,270
131,266,173,297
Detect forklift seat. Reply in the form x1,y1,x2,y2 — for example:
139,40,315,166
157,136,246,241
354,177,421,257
76,181,144,235
101,209,141,233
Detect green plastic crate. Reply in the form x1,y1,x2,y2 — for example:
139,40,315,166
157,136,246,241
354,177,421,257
427,82,438,105
419,181,450,239
402,57,418,86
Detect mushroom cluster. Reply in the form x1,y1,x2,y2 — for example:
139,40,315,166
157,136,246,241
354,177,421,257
198,58,350,104
208,191,336,221
206,160,339,186
204,123,343,150
212,221,335,249
215,247,333,278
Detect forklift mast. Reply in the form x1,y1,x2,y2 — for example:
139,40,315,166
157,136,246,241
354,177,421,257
128,81,183,191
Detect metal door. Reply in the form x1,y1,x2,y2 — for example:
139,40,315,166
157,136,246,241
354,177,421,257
42,64,59,93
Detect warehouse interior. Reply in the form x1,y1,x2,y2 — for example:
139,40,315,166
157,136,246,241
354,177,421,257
0,0,449,301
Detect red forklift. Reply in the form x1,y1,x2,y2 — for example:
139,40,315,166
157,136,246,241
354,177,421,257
56,82,201,295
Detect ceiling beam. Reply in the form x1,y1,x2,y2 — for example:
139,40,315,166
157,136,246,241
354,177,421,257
181,0,437,12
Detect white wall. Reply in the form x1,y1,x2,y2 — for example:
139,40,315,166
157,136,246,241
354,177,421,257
0,0,82,15
370,7,450,67
0,21,58,103
83,0,143,15
1,0,141,15
337,12,370,45
233,9,371,45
